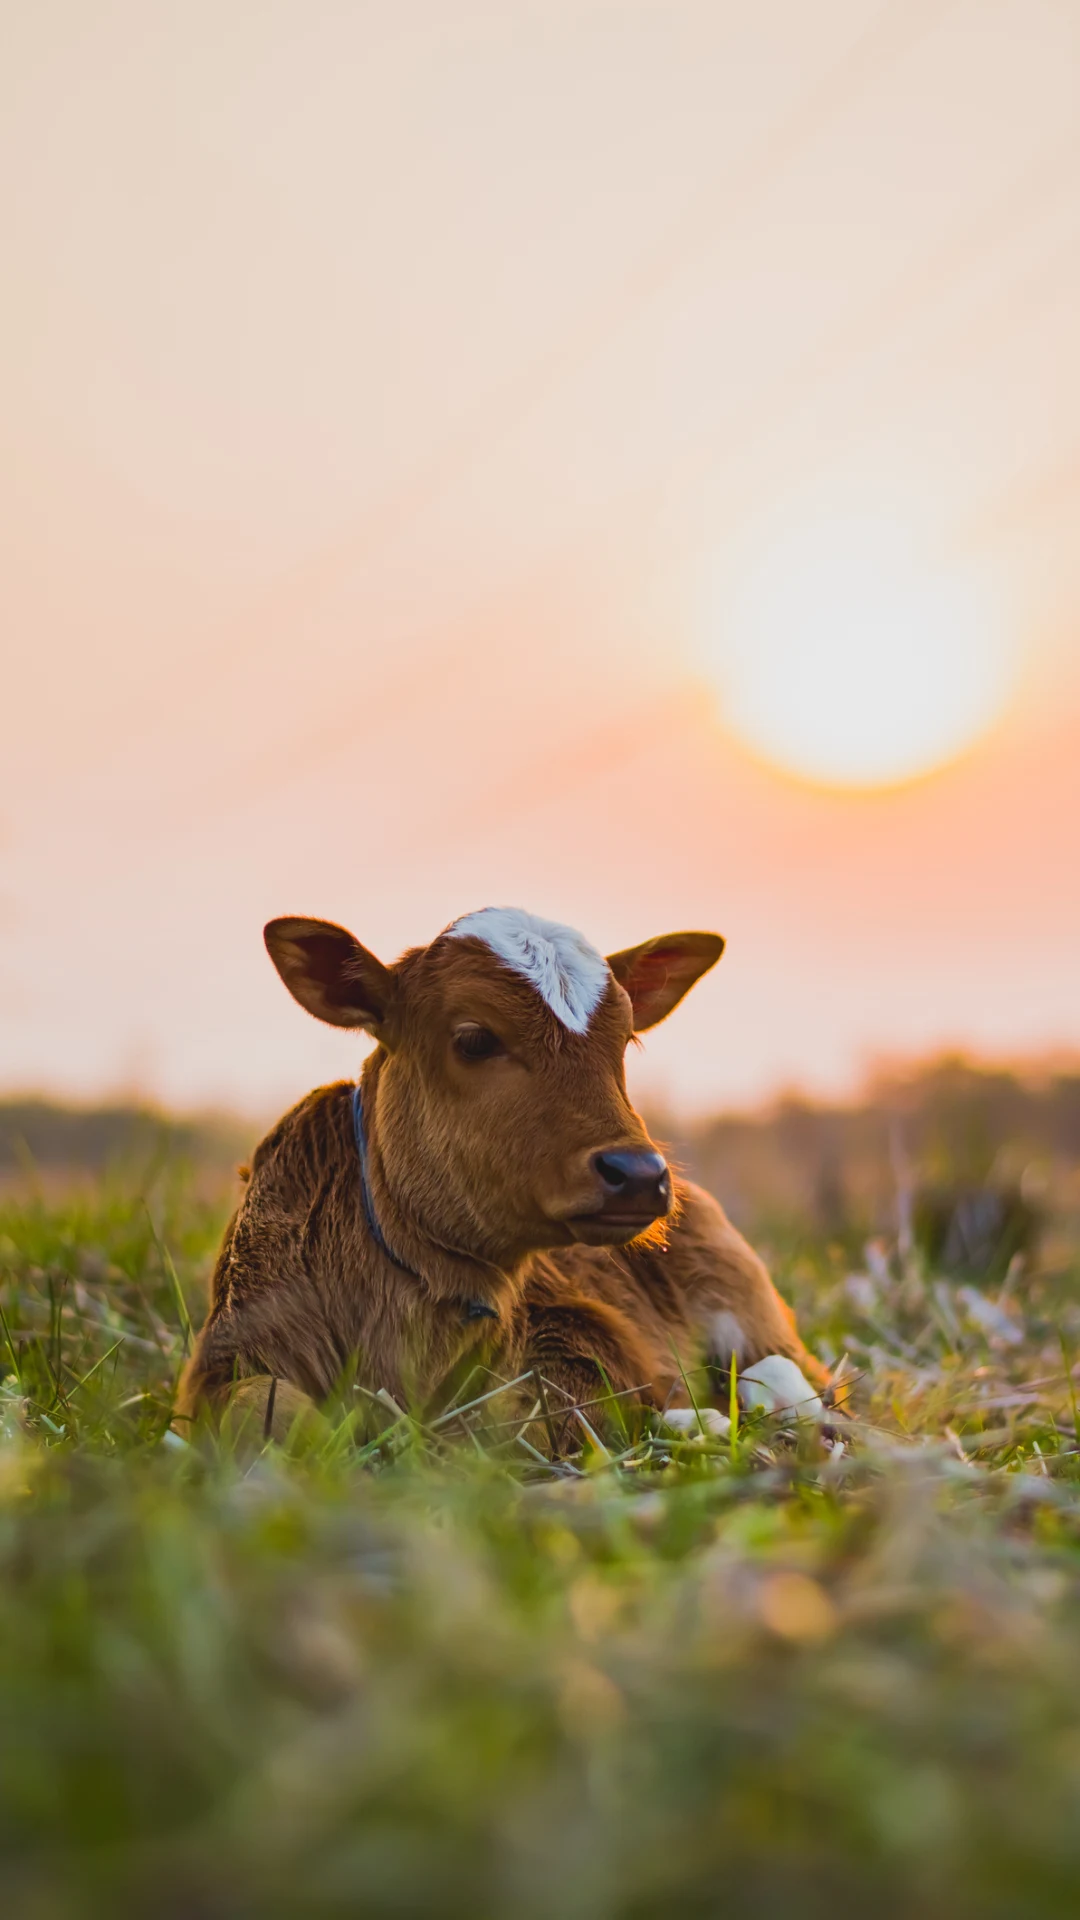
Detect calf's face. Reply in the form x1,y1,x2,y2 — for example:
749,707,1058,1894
264,908,723,1262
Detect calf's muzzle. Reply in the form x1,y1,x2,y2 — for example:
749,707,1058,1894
587,1148,671,1226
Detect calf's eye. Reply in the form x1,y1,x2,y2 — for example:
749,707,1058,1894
453,1024,504,1062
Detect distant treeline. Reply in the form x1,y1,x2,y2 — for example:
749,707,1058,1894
0,1098,252,1178
4,1057,1079,1256
652,1056,1080,1249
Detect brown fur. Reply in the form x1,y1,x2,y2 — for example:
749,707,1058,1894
177,917,824,1446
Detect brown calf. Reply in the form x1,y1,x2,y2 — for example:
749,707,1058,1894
177,908,828,1446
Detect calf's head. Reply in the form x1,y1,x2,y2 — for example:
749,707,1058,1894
264,908,723,1263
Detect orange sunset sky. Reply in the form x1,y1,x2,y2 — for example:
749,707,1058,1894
2,0,1079,1118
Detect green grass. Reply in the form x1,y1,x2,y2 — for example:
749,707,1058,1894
3,1164,1080,1916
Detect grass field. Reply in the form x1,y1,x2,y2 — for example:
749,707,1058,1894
3,1151,1080,1918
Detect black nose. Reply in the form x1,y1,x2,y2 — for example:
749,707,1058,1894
591,1149,671,1217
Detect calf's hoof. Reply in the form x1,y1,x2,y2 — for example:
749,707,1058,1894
662,1406,731,1439
737,1355,824,1421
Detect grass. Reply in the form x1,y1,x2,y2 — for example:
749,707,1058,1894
3,1162,1080,1916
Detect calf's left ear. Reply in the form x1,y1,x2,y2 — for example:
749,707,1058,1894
607,931,725,1032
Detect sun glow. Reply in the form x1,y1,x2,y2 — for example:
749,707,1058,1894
702,518,1012,789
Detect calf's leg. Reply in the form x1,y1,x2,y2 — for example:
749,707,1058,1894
523,1293,666,1454
174,1367,327,1449
218,1375,328,1447
660,1182,837,1414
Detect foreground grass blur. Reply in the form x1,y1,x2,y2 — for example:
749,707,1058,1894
3,1155,1080,1918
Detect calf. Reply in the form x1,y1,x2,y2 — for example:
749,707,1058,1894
177,908,828,1446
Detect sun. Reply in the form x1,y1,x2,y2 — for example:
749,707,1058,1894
700,517,1012,789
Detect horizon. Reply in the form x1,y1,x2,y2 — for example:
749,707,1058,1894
5,1042,1080,1133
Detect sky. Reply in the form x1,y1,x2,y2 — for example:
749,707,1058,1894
2,0,1079,1119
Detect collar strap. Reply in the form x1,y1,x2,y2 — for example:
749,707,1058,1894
351,1083,497,1322
352,1082,421,1280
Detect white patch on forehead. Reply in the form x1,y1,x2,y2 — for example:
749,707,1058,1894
447,907,610,1034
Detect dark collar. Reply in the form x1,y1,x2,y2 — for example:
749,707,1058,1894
352,1082,418,1278
351,1082,497,1321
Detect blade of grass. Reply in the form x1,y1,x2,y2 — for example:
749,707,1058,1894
143,1203,193,1356
532,1367,562,1458
66,1336,127,1398
666,1337,710,1438
0,1298,23,1386
574,1408,610,1460
1057,1322,1080,1443
430,1370,535,1428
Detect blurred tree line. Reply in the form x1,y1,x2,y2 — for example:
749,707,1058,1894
3,1055,1078,1276
651,1056,1080,1275
0,1098,249,1184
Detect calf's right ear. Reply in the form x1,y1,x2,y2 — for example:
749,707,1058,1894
264,918,395,1037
